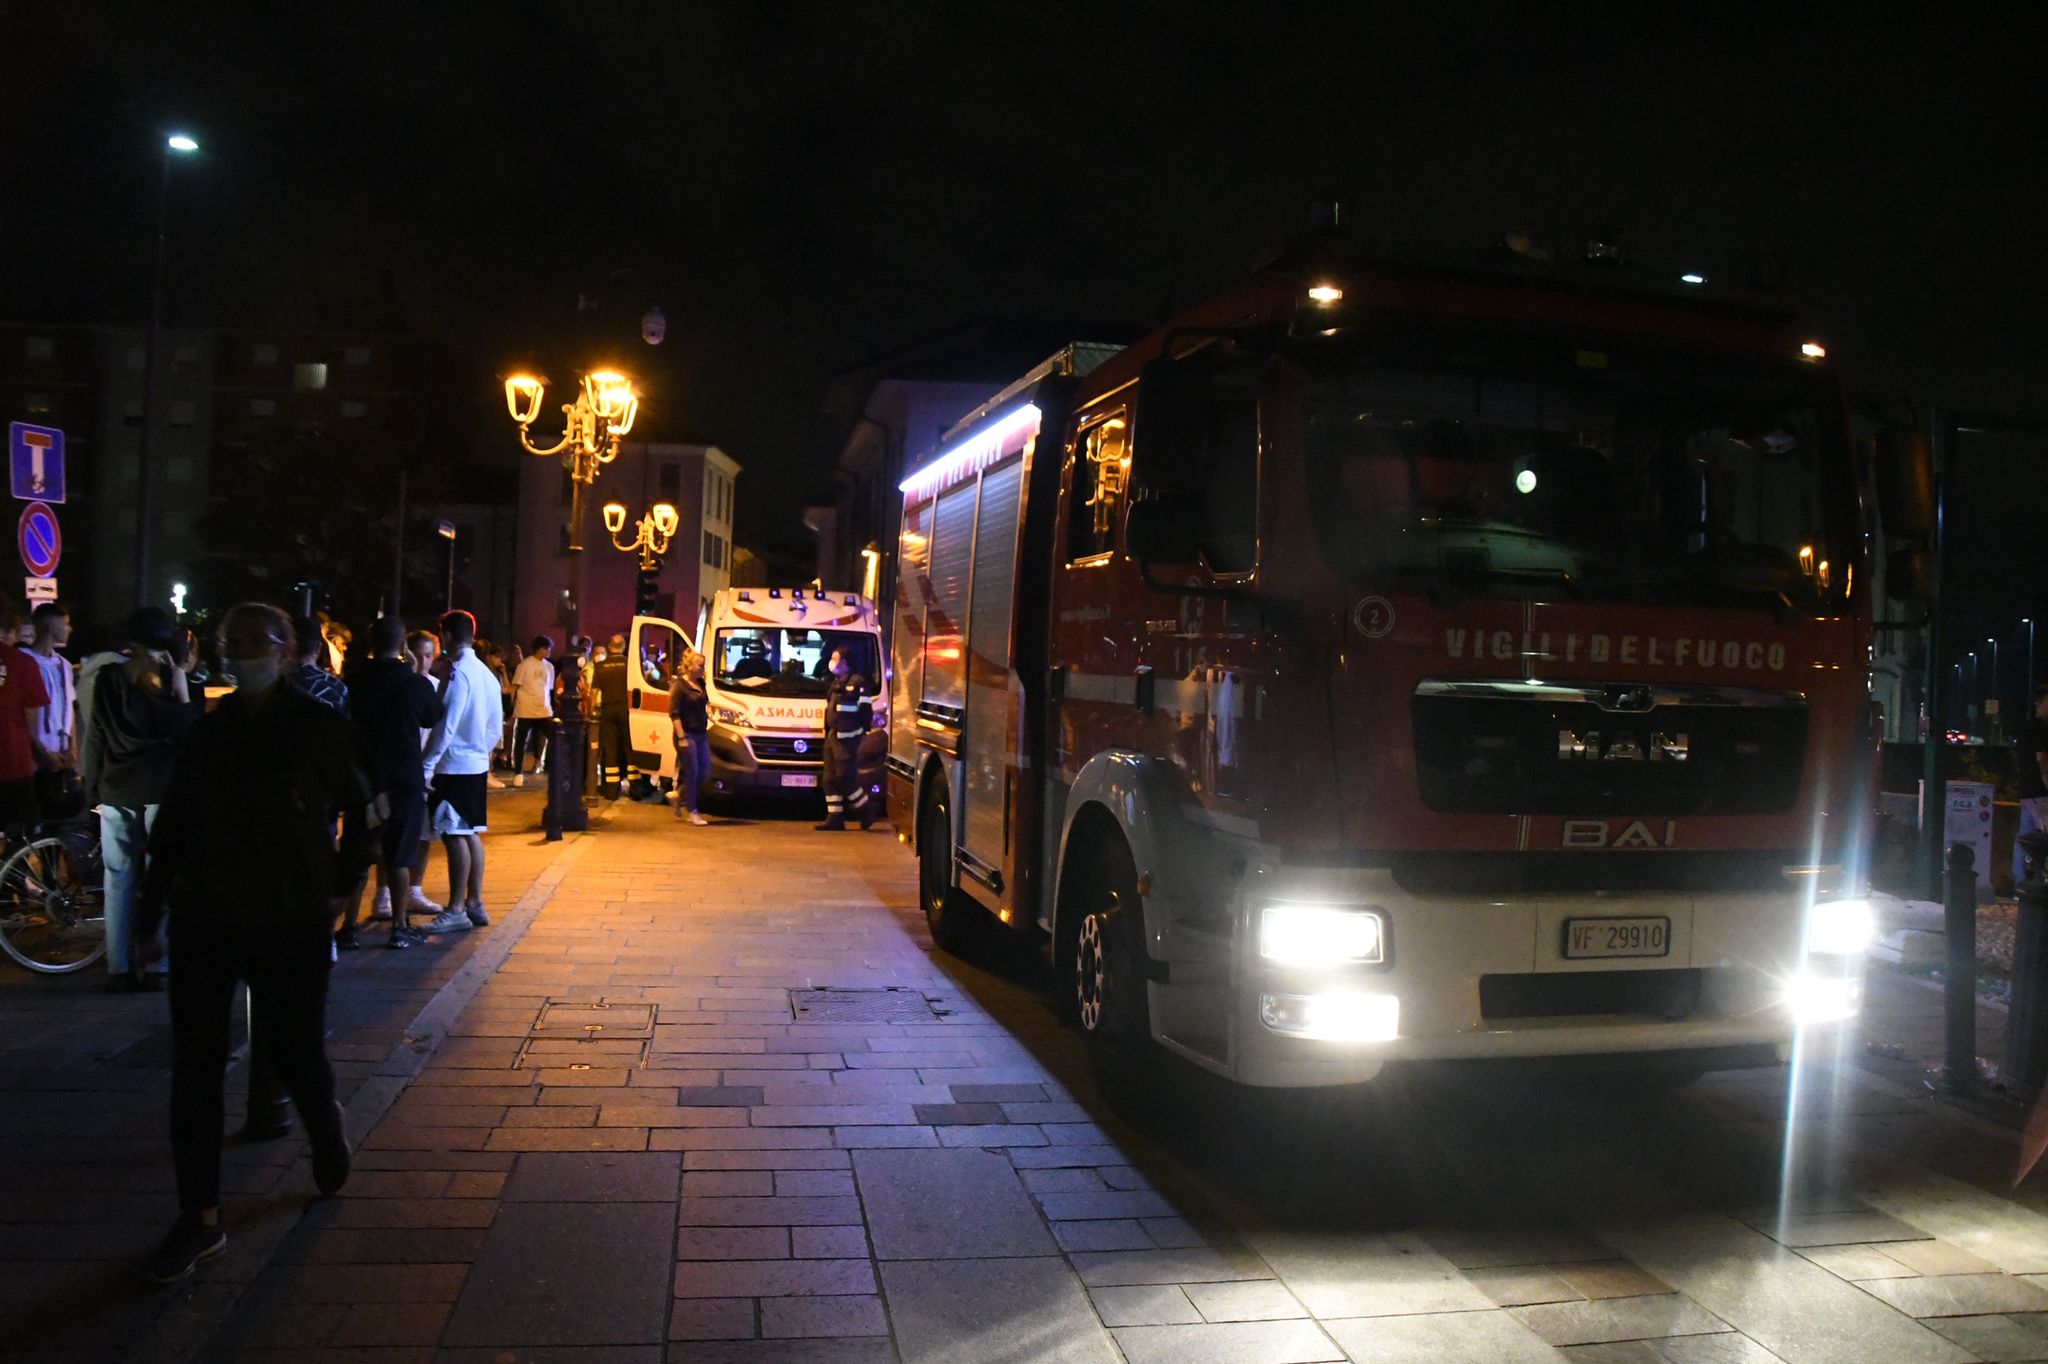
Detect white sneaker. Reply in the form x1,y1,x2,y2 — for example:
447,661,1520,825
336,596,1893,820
371,888,392,921
407,889,443,915
422,908,473,934
688,813,709,826
486,775,507,790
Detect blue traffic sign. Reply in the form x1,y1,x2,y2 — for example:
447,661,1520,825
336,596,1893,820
18,502,60,578
8,423,65,504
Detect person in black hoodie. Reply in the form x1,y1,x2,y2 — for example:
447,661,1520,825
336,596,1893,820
80,607,202,992
135,603,372,1284
336,616,443,949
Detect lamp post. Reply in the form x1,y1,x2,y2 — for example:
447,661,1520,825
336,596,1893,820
2027,617,2037,706
605,500,678,618
136,131,202,607
504,368,638,634
1988,636,2003,741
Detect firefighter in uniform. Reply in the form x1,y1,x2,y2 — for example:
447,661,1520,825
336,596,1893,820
814,649,875,831
593,633,637,799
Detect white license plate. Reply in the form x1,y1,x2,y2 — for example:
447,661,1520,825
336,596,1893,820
1562,916,1670,959
780,773,819,788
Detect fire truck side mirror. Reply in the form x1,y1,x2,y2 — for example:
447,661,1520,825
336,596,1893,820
1131,354,1207,499
1874,430,1935,542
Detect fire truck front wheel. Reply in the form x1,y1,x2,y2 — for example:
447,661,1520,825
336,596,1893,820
919,788,985,956
1061,831,1166,1107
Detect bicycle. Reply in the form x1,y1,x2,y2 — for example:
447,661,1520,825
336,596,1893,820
0,812,107,974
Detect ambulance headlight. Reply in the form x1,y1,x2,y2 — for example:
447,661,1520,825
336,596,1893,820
1258,904,1385,967
713,705,751,728
1806,898,1876,957
1785,969,1863,1025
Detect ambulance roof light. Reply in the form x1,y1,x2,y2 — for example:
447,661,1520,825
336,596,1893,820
768,588,781,598
844,595,857,606
737,591,753,603
815,589,827,601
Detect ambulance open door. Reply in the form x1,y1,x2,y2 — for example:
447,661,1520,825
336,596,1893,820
628,614,693,782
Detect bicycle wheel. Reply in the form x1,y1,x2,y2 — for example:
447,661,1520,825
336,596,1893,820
0,833,108,973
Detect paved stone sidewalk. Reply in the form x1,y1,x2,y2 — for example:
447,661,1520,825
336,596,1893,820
0,789,568,1362
180,801,2048,1364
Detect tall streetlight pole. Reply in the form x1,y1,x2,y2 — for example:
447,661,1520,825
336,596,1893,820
136,132,200,608
1987,636,2003,741
504,369,639,638
2027,617,2037,706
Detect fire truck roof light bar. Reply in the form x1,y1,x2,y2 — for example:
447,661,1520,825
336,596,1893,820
898,402,1042,498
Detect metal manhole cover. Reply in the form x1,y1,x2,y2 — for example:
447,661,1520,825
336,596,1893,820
534,1001,655,1035
789,988,949,1024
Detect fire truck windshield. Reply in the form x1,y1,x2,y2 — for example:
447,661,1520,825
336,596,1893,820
713,628,880,697
1297,320,1857,612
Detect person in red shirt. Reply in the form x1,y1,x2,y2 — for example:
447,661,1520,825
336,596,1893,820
0,597,52,830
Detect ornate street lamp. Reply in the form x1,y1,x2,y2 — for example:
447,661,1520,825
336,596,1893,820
503,368,639,553
603,500,680,571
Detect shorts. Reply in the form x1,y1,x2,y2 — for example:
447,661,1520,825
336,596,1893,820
376,791,427,867
430,772,489,835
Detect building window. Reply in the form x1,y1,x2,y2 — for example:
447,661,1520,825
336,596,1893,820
343,345,371,367
658,461,681,504
253,342,279,366
293,362,327,391
25,336,52,361
340,399,367,419
249,398,277,418
704,530,728,569
168,399,197,427
24,393,52,415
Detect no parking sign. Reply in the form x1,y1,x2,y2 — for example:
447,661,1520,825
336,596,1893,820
18,501,60,578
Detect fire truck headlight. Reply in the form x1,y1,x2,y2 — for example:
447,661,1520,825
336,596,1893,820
1806,898,1876,957
1785,969,1863,1025
1260,990,1399,1041
1258,904,1385,967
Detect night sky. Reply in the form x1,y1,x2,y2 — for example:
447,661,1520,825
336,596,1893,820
6,2,2046,629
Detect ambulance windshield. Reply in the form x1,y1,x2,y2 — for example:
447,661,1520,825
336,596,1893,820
1297,320,1857,612
713,628,880,697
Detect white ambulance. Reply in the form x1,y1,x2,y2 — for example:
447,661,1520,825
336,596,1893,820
693,587,888,800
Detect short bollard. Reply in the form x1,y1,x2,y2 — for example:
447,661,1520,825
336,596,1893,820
242,984,294,1140
2007,832,2048,1093
1938,842,1978,1093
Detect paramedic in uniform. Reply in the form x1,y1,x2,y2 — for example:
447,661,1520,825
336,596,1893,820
814,648,875,831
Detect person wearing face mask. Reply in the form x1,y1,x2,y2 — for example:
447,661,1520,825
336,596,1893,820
133,603,373,1284
813,648,876,832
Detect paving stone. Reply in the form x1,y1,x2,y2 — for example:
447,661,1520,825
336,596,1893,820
1926,1311,2048,1361
881,1257,1116,1363
484,1128,650,1153
853,1147,1056,1259
442,1202,673,1346
674,1259,875,1299
774,1171,855,1197
1036,1189,1176,1221
1797,1245,1916,1280
1653,1333,1798,1363
599,1105,753,1128
1091,1285,1204,1327
1021,1168,1108,1194
1068,1248,1269,1287
685,1150,850,1172
1182,1279,1307,1322
935,1122,1048,1147
1321,1308,1565,1363
791,1226,868,1259
1554,1261,1675,1300
657,1339,895,1362
1883,1240,2003,1277
1111,1319,1343,1364
682,1171,774,1196
831,1125,941,1148
677,1196,863,1227
1752,1211,1929,1249
331,1301,453,1347
752,1104,917,1127
1009,1144,1129,1169
1100,1166,1155,1191
436,1348,664,1362
1423,1225,1617,1270
668,1297,757,1341
1055,1219,1155,1253
950,1084,1048,1103
678,1226,789,1261
502,1152,682,1202
1553,1344,1668,1364
1469,1266,1584,1308
1001,1101,1092,1124
911,1103,1007,1125
1246,1229,1493,1318
759,1295,889,1339
1142,1217,1216,1250
1511,1294,1732,1347
1860,1272,2048,1317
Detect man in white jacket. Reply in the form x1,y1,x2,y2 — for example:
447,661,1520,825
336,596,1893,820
418,611,499,934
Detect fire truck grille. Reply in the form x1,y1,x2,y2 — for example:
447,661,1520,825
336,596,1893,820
1388,851,1796,895
1480,969,1703,1023
749,736,821,765
1412,684,1807,816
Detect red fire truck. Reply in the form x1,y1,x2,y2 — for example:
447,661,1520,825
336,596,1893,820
886,252,1929,1094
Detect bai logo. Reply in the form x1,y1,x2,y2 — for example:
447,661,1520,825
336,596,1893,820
1561,820,1677,849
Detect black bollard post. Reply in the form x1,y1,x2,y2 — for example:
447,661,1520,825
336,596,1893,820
1938,842,1978,1093
2008,833,2048,1093
241,983,294,1140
